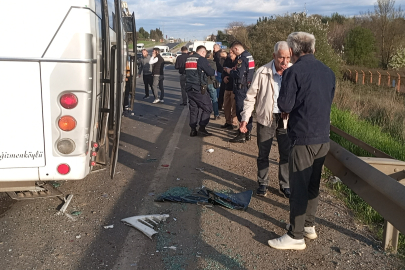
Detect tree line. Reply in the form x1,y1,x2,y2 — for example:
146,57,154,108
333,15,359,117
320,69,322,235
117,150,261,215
137,27,163,41
220,0,405,71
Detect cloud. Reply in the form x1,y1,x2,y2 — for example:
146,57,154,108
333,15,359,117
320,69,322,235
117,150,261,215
126,0,405,41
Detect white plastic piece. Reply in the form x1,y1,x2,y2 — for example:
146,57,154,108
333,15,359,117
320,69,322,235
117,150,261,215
57,194,73,215
206,149,214,153
121,214,169,239
104,225,114,229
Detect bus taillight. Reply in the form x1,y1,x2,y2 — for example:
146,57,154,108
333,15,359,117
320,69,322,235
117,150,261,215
57,139,76,154
60,93,78,109
58,116,76,131
57,164,70,175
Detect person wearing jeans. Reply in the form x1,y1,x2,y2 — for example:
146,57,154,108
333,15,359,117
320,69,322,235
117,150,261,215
206,51,219,119
268,32,336,251
149,48,165,104
138,49,154,99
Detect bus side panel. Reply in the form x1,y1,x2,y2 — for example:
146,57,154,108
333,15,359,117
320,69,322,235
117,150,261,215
38,9,97,181
0,62,45,171
39,61,93,181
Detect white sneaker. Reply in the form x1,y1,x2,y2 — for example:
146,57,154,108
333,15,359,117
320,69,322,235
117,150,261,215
159,99,164,103
286,224,318,239
152,99,160,104
268,234,306,250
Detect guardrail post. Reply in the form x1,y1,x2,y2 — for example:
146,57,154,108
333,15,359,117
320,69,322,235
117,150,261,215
369,71,373,84
361,70,365,84
397,73,401,93
377,71,381,86
383,220,399,253
355,70,358,84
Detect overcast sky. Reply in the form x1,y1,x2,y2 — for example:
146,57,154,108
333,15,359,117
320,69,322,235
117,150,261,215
126,0,405,41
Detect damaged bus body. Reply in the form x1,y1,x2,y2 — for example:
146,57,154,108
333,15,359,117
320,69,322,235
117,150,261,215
0,0,137,194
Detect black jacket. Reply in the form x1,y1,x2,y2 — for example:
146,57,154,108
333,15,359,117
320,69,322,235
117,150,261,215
213,50,224,73
229,50,255,90
278,54,336,145
207,59,217,84
152,54,164,76
185,53,215,92
175,53,188,74
221,57,235,91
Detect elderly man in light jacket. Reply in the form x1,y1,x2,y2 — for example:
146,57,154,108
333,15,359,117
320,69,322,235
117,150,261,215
240,41,292,197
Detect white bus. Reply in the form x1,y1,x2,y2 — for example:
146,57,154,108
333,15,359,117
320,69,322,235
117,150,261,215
0,0,137,194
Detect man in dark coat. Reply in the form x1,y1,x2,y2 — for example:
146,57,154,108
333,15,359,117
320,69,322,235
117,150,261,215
268,32,336,251
185,45,216,137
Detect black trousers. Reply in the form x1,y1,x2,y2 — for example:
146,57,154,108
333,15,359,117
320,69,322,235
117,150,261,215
187,90,212,129
143,74,153,97
256,114,290,188
123,78,131,109
234,88,253,131
218,82,226,110
287,142,330,239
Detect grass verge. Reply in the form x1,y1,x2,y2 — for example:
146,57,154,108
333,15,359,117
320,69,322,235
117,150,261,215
328,104,405,254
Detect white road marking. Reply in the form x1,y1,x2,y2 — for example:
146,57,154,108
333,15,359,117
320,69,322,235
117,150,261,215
113,105,189,270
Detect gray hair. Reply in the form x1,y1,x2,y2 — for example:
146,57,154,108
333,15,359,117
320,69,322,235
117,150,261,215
273,41,289,54
287,32,315,57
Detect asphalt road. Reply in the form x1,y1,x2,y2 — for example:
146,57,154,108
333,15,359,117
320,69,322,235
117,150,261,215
0,64,403,270
0,64,192,269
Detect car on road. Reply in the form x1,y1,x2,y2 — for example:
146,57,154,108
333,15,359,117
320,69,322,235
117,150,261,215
161,52,176,64
176,51,182,57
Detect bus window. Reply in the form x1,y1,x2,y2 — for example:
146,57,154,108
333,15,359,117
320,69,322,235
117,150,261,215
95,0,102,18
107,0,115,31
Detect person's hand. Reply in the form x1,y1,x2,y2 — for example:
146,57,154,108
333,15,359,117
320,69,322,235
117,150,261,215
239,121,248,133
281,112,289,120
223,76,229,83
224,67,231,74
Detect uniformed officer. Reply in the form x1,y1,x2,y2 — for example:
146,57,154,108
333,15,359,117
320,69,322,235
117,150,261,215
223,41,255,143
185,45,216,136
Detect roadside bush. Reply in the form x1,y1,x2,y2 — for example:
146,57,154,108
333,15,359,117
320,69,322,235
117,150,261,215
246,12,343,76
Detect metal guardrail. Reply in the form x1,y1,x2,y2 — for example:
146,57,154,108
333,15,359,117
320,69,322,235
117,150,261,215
325,125,405,253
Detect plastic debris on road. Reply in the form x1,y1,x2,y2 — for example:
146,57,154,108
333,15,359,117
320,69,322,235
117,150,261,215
155,187,253,210
121,214,170,239
206,149,214,153
58,194,73,214
104,225,114,229
71,211,82,216
161,164,170,168
163,246,177,250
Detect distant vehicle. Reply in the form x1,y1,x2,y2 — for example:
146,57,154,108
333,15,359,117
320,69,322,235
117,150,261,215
188,45,193,52
192,41,216,53
137,43,144,52
155,45,170,53
168,37,174,43
161,52,176,64
175,51,182,57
